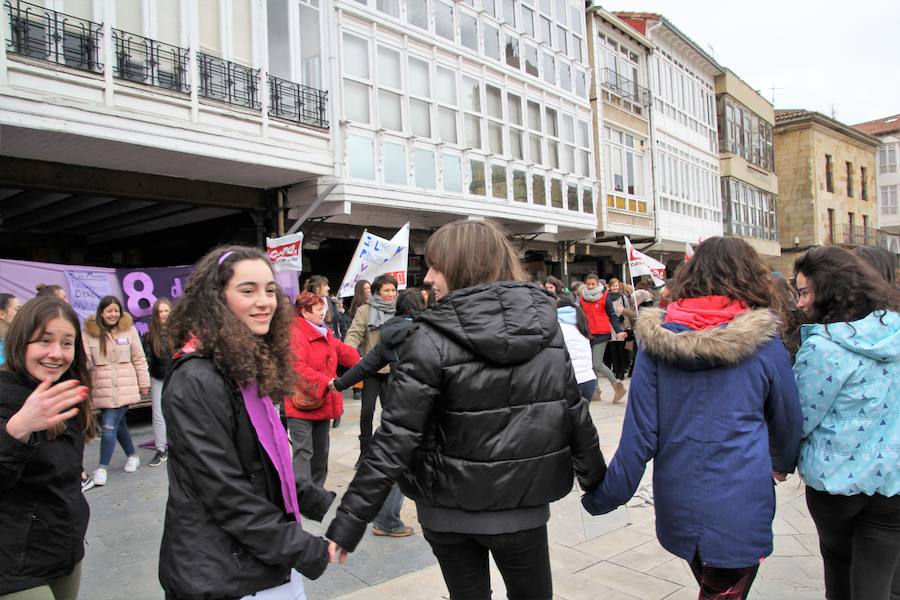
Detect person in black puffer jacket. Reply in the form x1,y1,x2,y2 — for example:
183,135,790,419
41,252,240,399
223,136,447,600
159,246,336,600
0,297,96,598
326,219,606,599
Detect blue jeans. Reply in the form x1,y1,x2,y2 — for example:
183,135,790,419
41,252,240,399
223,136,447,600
577,380,596,402
373,484,406,531
99,407,135,467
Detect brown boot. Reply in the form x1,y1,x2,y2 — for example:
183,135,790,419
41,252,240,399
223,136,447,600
591,388,603,402
612,382,627,403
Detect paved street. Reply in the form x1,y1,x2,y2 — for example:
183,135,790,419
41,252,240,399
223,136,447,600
79,380,826,599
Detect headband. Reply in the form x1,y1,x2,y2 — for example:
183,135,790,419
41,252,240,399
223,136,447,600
218,250,234,265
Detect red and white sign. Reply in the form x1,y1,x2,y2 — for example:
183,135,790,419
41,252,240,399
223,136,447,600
266,232,304,272
625,236,666,287
684,242,695,262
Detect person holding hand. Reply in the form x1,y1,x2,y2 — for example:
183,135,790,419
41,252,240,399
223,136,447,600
0,296,96,599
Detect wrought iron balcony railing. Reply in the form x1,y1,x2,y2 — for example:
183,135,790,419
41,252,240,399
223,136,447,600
198,52,260,110
600,67,651,107
4,0,103,73
112,28,189,93
268,75,329,129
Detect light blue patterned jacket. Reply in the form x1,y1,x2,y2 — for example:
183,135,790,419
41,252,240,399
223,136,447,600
794,310,900,496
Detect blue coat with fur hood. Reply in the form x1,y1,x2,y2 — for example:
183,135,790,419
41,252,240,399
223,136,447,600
582,307,802,568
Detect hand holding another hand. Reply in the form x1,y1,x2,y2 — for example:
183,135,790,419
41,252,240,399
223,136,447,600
328,541,348,565
327,379,337,393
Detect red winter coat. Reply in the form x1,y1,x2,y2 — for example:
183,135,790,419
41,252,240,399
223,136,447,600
580,291,612,336
284,317,359,421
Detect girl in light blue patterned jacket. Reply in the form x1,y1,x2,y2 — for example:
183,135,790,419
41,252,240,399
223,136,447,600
793,245,900,600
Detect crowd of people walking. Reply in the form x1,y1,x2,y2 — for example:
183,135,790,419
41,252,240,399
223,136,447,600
0,219,897,600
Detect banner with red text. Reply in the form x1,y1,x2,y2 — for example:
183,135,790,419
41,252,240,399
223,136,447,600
266,232,304,272
624,237,666,287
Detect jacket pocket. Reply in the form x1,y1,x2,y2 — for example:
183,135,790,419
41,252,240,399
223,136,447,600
0,512,32,572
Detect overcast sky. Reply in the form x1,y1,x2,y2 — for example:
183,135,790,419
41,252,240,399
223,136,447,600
612,0,900,125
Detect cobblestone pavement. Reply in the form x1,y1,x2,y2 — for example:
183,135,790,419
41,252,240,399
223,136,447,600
79,380,826,599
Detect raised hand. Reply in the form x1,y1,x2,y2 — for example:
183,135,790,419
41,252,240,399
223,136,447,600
4,379,87,442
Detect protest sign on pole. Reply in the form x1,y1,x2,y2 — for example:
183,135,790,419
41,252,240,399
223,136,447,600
684,242,695,262
337,224,410,297
624,237,666,287
266,232,304,272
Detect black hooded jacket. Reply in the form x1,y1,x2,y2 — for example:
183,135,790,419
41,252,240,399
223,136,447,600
158,355,335,600
0,370,89,595
326,281,606,551
332,315,414,391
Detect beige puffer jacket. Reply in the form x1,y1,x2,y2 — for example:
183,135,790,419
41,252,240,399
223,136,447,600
83,313,151,409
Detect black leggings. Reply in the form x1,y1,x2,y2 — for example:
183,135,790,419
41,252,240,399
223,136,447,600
423,526,552,600
606,340,628,380
688,552,760,599
806,487,900,600
358,373,387,449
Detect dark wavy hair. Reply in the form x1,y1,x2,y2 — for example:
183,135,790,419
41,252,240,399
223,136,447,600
396,288,425,317
168,245,294,399
669,237,776,309
94,295,124,357
348,279,370,320
794,245,900,325
853,245,897,284
2,297,96,441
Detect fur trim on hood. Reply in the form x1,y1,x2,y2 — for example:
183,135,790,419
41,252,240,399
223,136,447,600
636,307,780,370
83,312,135,338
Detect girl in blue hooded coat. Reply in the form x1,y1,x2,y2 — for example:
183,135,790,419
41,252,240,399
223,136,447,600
582,237,802,600
793,245,900,600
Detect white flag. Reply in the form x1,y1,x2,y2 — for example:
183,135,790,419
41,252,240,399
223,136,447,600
684,242,695,262
266,232,304,272
337,224,410,297
625,237,666,287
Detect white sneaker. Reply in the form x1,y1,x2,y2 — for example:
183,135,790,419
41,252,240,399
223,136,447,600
92,468,107,486
124,455,140,473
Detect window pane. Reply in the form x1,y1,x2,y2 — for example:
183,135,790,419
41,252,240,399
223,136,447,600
462,77,480,111
524,44,539,77
502,0,516,26
505,35,520,69
435,1,454,41
548,140,559,168
533,173,546,204
559,62,571,91
298,3,321,88
567,183,578,211
469,160,486,195
570,5,583,35
267,0,291,80
409,57,429,97
563,145,575,172
483,0,497,18
484,24,501,60
579,149,590,176
527,100,541,131
556,26,567,54
383,142,406,184
343,34,369,79
582,187,593,213
540,16,552,44
508,93,522,124
551,178,563,208
464,114,482,148
510,129,523,159
343,80,370,123
435,66,456,104
513,170,527,202
414,148,436,188
378,89,402,131
529,134,542,163
577,120,589,146
486,85,503,118
438,107,457,143
488,122,504,154
492,164,508,199
347,135,375,179
377,0,399,17
460,12,478,50
378,46,401,88
543,53,555,84
407,1,427,28
545,107,558,137
522,7,534,36
575,69,586,97
443,154,462,192
410,99,432,137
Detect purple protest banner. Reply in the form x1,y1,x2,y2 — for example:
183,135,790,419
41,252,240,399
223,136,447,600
115,266,194,335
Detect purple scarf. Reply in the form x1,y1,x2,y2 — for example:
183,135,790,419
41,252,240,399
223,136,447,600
240,384,301,522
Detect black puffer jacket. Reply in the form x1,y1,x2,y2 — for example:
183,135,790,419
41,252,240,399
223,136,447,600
159,355,335,600
0,370,89,595
326,281,606,551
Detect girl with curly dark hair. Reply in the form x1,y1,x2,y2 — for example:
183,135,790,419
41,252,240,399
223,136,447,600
158,245,336,600
792,245,900,600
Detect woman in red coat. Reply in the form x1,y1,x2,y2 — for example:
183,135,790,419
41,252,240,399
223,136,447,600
286,292,359,486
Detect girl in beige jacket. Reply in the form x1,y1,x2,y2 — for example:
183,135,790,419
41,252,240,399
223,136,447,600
83,296,150,486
